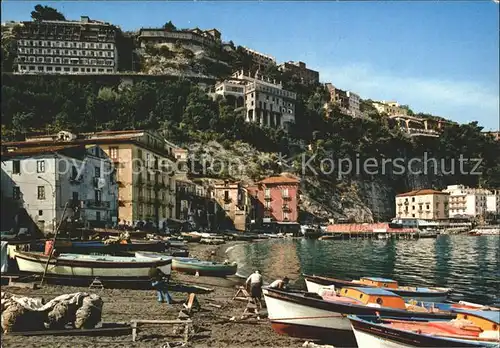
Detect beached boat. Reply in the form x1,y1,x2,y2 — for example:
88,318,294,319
263,286,460,342
304,275,451,302
13,250,172,279
34,240,167,255
349,310,500,348
171,257,237,277
180,232,203,243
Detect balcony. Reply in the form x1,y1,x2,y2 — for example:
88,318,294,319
68,199,82,209
282,194,292,201
86,200,111,209
264,195,272,201
264,206,273,212
282,205,292,212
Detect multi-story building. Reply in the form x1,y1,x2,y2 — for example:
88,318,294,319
395,189,450,221
483,131,500,141
277,61,319,84
372,101,408,116
0,144,117,234
325,83,363,117
214,70,297,130
241,46,276,68
137,27,221,51
486,190,500,215
4,130,182,227
211,180,249,231
248,175,300,227
443,185,492,218
14,16,118,74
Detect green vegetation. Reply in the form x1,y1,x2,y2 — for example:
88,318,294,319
30,4,66,21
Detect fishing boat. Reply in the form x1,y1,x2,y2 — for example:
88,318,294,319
349,310,500,348
180,232,203,243
33,240,167,255
262,286,462,342
13,250,172,279
304,275,451,302
171,257,237,277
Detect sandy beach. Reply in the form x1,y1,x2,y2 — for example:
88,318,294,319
1,241,310,348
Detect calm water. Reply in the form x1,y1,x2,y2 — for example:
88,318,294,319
226,235,500,305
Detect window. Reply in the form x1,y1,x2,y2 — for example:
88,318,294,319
95,190,102,203
37,186,46,200
12,160,21,174
283,211,289,220
265,201,271,208
224,190,230,201
282,188,289,198
38,210,43,216
96,211,101,221
265,188,271,198
109,147,118,159
37,160,45,173
72,192,79,201
95,166,101,178
13,187,20,200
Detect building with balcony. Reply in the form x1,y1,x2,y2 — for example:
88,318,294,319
241,46,276,68
443,185,492,218
14,16,118,74
277,61,319,84
248,175,300,233
0,144,117,234
137,27,221,52
486,191,499,215
3,130,182,227
214,70,297,130
211,180,249,231
395,189,450,221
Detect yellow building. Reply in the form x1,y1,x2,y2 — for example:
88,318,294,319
212,180,249,231
395,189,449,220
22,130,180,225
372,100,409,116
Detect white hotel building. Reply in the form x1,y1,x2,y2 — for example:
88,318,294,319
214,70,296,130
14,16,118,74
443,185,494,218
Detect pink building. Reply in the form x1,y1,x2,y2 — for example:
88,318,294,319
248,175,300,223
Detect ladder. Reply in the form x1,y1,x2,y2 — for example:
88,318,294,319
89,277,104,290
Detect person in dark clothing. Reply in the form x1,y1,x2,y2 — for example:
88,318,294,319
149,267,173,304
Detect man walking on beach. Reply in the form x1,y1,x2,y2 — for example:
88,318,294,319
149,267,173,304
246,270,263,308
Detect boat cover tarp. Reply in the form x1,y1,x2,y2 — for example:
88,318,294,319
1,241,8,273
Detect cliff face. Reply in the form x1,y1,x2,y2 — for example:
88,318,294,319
185,140,438,223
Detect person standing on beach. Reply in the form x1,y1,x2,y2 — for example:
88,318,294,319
246,270,263,308
149,267,173,304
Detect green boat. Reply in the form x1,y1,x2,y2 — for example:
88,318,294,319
171,257,237,277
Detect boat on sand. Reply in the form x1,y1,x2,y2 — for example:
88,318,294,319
304,274,451,302
171,257,237,277
13,250,172,280
349,310,500,348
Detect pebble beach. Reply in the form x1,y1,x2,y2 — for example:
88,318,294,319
1,241,309,348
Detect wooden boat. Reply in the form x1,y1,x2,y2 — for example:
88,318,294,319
349,310,500,348
171,257,237,277
301,225,323,239
263,286,465,342
304,275,451,302
13,250,172,280
34,240,167,255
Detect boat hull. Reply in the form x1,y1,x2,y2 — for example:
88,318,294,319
350,316,498,348
263,288,454,341
304,275,449,302
171,258,237,277
14,251,171,279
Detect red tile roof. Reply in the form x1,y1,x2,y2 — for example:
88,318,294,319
396,189,449,197
258,176,299,185
1,145,82,158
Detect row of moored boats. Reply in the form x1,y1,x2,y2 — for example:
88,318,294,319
262,274,499,347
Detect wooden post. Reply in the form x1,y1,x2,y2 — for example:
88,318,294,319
40,202,69,286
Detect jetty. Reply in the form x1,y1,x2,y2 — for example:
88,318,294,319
321,223,430,240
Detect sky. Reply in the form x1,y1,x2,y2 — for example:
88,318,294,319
2,1,499,130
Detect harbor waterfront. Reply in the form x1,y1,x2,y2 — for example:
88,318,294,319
226,235,500,306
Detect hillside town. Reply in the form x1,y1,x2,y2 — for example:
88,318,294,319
1,4,500,348
1,11,499,237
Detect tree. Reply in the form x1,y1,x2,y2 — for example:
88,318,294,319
31,4,66,21
163,21,177,32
